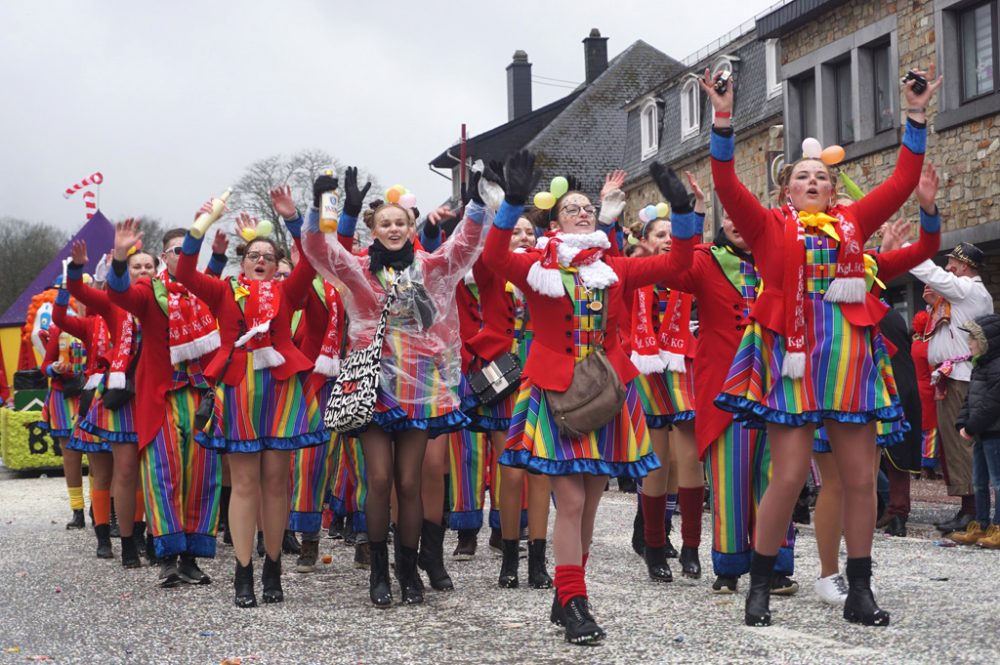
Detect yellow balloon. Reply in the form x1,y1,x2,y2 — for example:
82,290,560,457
550,176,569,198
240,228,256,241
820,145,846,166
534,191,556,210
655,202,670,219
386,188,401,204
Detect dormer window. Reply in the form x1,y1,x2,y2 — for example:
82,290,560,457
765,39,782,98
640,98,659,159
711,56,737,122
680,77,700,140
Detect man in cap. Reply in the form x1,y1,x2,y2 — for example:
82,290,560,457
910,242,994,533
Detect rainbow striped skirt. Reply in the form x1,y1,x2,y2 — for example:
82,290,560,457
39,387,82,439
717,295,903,429
77,379,139,445
500,377,660,478
634,358,696,429
198,355,327,454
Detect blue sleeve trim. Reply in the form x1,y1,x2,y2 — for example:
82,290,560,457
492,202,520,230
710,129,735,162
181,233,202,256
283,214,303,240
670,211,699,240
67,264,84,280
47,366,57,377
306,208,320,234
55,288,70,306
207,253,227,275
902,120,926,154
108,261,131,292
919,207,941,233
420,227,442,252
337,211,358,238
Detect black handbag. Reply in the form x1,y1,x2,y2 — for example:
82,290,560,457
60,373,87,398
101,340,141,411
467,352,521,407
194,323,243,432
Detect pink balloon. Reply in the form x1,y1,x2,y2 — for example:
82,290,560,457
400,193,417,208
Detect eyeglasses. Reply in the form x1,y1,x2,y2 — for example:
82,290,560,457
559,204,598,218
246,252,277,263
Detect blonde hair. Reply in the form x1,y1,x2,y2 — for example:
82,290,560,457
363,201,415,230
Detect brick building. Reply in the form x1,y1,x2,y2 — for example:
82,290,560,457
756,0,1000,312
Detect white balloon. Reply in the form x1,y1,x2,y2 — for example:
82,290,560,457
638,209,649,223
801,137,822,159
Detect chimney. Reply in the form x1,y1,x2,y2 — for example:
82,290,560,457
583,28,608,84
506,50,532,121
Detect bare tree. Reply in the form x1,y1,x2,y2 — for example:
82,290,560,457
0,217,67,315
229,149,382,255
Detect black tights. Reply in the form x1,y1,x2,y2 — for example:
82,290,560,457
361,426,429,548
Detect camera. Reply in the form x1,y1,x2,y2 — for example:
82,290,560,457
714,70,731,94
901,70,927,95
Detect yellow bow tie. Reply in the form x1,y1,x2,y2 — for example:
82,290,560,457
233,285,250,301
797,211,840,242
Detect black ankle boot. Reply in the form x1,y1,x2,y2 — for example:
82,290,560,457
282,530,301,555
679,545,702,579
631,504,645,557
66,508,85,530
145,529,160,565
745,551,775,626
843,557,889,626
644,544,673,583
120,536,141,568
234,560,257,608
550,588,565,625
133,521,147,557
397,545,424,604
562,596,605,645
95,524,114,559
109,502,120,538
256,531,265,558
368,541,392,607
527,540,553,589
261,554,283,603
498,539,520,588
417,520,454,591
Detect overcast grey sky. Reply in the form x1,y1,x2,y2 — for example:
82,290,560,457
0,0,781,234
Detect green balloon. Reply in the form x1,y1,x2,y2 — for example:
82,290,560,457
256,220,274,237
550,176,569,198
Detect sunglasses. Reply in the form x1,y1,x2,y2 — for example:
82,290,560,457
166,247,183,255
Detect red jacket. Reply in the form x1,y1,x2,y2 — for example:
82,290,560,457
456,280,483,373
296,276,346,363
912,338,937,430
465,257,517,367
51,303,108,379
712,137,924,335
175,236,316,385
66,273,129,359
673,245,758,457
481,226,694,391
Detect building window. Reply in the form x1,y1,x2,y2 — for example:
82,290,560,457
796,73,817,140
960,2,998,101
872,42,894,133
640,99,659,159
765,39,782,98
833,59,854,143
681,78,700,140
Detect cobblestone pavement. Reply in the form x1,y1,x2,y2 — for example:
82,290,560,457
1,474,997,665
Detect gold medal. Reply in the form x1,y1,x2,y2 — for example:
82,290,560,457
588,301,603,312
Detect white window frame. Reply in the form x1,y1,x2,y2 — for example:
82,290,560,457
640,98,659,160
680,77,700,140
765,39,782,99
711,57,737,123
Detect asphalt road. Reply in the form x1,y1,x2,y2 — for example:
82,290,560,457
0,474,997,665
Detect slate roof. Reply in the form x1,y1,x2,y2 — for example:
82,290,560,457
756,0,849,40
429,39,682,201
621,30,784,185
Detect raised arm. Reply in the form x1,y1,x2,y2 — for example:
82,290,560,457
51,288,88,341
177,230,230,309
876,164,941,282
275,209,317,307
64,240,114,320
618,211,699,292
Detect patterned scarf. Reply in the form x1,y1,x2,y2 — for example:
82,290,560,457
314,280,343,377
525,231,618,297
163,274,220,365
107,315,138,390
630,287,692,374
233,274,285,368
780,201,866,378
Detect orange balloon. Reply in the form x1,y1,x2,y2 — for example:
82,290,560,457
820,145,846,166
386,188,401,204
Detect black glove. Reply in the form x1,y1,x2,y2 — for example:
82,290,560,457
486,160,508,192
466,170,484,205
343,166,371,217
313,173,339,209
649,162,693,214
503,150,540,206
